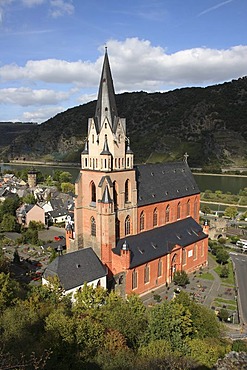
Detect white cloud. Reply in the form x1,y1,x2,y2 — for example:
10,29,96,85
1,38,247,91
21,106,65,122
21,0,45,7
0,87,70,106
49,0,74,18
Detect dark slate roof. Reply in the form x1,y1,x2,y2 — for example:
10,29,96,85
43,247,107,291
135,162,200,206
112,217,207,269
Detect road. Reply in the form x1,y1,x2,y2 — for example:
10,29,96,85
230,252,247,325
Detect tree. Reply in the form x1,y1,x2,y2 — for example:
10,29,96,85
218,308,229,322
22,193,36,204
216,248,229,264
220,265,229,278
188,337,228,367
173,270,189,286
1,214,17,232
59,171,72,183
61,182,75,193
201,204,211,215
0,196,20,222
224,206,238,219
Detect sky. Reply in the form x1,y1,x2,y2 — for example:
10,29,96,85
0,0,247,123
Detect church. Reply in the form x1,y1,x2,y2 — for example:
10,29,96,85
66,49,208,296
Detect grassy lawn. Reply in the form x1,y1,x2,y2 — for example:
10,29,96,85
214,260,235,285
198,271,214,280
214,297,236,305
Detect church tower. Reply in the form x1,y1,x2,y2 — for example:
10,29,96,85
71,49,137,276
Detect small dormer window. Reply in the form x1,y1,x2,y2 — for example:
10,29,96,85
105,122,107,129
105,107,108,111
92,134,94,144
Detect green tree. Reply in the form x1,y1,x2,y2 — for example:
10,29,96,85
22,193,36,204
0,196,20,221
1,214,17,232
61,182,75,193
224,206,238,219
0,272,20,312
216,248,229,264
220,265,229,278
218,308,229,322
59,171,72,183
188,337,229,367
173,270,189,286
201,204,211,215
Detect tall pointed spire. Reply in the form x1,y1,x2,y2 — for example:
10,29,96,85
94,48,118,132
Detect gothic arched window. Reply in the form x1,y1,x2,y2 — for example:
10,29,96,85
193,244,197,260
182,249,186,265
125,216,130,236
91,216,96,236
194,198,198,218
113,181,118,207
158,258,162,277
187,199,191,216
165,205,170,223
140,211,145,231
125,179,130,203
132,269,137,289
144,264,150,284
177,202,181,220
153,208,158,227
116,218,120,240
91,182,96,203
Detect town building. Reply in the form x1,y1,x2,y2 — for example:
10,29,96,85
66,49,208,296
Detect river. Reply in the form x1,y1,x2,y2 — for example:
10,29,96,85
1,163,247,195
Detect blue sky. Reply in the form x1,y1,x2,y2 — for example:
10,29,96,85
0,0,247,123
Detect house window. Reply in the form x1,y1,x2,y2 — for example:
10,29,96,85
91,182,96,203
165,205,170,223
201,241,204,257
193,244,197,260
158,258,162,277
182,249,186,265
194,199,198,218
125,179,130,203
125,216,130,236
187,199,191,216
92,134,94,144
177,202,181,220
91,216,96,236
140,211,145,231
116,218,120,240
153,208,158,227
144,264,150,284
132,269,137,289
113,181,118,207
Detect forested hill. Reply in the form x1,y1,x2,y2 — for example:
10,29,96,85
1,76,247,167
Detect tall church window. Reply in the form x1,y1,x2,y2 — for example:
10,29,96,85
165,205,170,223
125,179,130,203
153,208,158,227
116,218,120,240
201,241,204,257
177,202,181,220
91,217,96,236
194,199,198,218
182,249,186,265
132,269,137,289
187,199,191,216
158,258,162,277
140,211,145,231
144,264,150,284
125,216,130,236
91,182,96,203
193,244,197,260
113,181,118,207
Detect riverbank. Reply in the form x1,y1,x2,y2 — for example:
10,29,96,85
3,160,80,169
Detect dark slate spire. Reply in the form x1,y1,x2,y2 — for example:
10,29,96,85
94,48,118,132
102,185,112,204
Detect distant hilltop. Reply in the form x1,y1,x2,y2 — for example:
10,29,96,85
1,76,247,168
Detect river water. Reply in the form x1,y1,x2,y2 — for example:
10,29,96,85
1,163,247,195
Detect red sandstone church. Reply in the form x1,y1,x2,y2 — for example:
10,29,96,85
66,49,208,296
